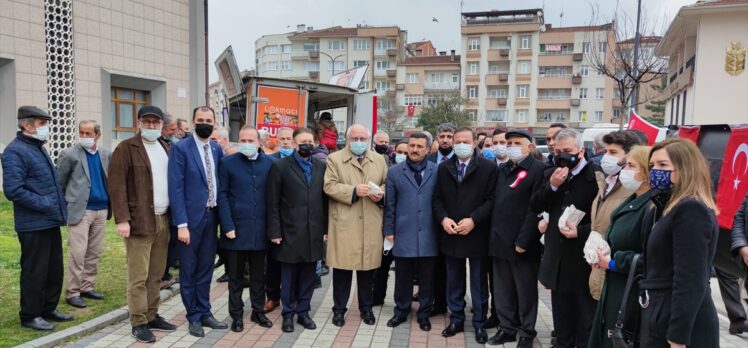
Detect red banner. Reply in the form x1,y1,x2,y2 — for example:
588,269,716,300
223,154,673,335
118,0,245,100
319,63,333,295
627,111,659,145
678,125,701,144
715,127,748,230
407,105,416,117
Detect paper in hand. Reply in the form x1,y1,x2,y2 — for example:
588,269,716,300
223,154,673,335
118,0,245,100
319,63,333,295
367,181,382,196
583,231,611,264
558,204,586,230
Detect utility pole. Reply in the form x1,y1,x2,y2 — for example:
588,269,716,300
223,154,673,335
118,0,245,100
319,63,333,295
630,0,642,113
204,0,210,106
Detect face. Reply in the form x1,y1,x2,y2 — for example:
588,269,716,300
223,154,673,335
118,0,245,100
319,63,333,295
395,143,408,155
604,143,626,162
79,122,99,141
238,129,259,144
546,127,562,152
374,133,390,146
453,130,474,147
554,136,584,157
162,120,177,137
277,129,294,149
347,126,369,143
23,118,49,134
624,158,647,182
178,121,189,135
193,109,215,126
649,148,677,183
139,115,162,130
492,133,507,146
437,131,454,149
407,138,429,162
294,132,315,148
506,136,534,156
481,137,493,149
210,131,229,149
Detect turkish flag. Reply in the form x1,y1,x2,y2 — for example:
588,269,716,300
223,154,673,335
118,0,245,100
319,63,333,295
715,126,748,230
407,105,416,117
627,110,659,145
678,125,701,144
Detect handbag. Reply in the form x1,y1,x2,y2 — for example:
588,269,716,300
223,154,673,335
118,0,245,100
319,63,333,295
609,253,640,348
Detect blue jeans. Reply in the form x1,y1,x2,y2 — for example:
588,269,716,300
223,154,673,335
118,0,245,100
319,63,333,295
445,256,489,329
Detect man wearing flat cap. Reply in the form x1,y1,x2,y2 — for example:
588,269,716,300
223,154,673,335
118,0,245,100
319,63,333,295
108,105,177,343
2,106,74,331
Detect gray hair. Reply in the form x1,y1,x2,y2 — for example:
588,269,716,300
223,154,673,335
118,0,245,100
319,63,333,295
373,131,389,141
17,118,32,130
593,132,606,149
257,129,270,141
554,128,584,149
79,120,101,135
436,123,456,134
213,126,229,140
277,127,294,137
345,124,371,139
163,112,176,126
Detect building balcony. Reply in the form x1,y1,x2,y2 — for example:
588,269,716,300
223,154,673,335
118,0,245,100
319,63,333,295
570,99,580,106
386,90,396,98
308,70,319,79
572,76,582,84
396,84,405,91
465,74,481,83
309,51,319,59
536,99,571,109
374,49,388,56
387,49,397,57
466,51,481,59
573,53,583,62
538,54,573,66
386,69,397,78
292,51,311,60
497,97,507,106
538,76,572,89
374,69,388,77
423,82,460,91
487,49,511,60
485,73,508,85
517,49,533,58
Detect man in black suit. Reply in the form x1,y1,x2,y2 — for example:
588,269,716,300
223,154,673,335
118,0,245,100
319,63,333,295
530,128,599,348
433,127,498,344
487,130,547,347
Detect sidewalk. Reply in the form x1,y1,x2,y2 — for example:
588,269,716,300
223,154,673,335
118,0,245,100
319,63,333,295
65,268,748,348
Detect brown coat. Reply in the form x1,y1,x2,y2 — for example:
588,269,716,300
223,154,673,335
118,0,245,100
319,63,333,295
323,147,388,271
108,134,169,236
588,177,634,299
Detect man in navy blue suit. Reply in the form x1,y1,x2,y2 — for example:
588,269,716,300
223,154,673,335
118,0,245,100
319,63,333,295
168,106,228,337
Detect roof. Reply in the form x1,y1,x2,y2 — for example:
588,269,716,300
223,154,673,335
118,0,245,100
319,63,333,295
618,36,662,45
291,26,358,38
401,55,461,66
545,23,614,32
656,0,748,56
689,0,748,8
462,9,542,18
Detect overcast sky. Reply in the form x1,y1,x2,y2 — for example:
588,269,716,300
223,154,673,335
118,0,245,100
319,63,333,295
207,0,694,81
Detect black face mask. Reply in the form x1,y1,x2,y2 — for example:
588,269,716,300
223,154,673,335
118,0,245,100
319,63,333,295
438,145,453,156
298,143,315,158
194,123,214,139
374,144,389,155
555,152,580,169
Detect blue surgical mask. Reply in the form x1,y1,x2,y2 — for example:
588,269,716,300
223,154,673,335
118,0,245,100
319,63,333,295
239,143,258,158
454,143,473,159
33,125,50,142
350,141,367,156
507,146,524,162
141,128,161,142
278,147,294,157
481,147,496,161
394,153,407,164
649,168,673,192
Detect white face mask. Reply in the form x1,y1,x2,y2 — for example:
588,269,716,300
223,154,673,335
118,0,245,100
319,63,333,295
394,153,407,164
601,154,623,175
507,146,524,162
32,125,50,142
493,144,508,158
619,169,643,191
454,143,473,159
79,137,96,149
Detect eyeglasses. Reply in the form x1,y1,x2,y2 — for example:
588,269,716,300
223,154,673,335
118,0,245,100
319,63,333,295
140,120,162,127
349,137,369,142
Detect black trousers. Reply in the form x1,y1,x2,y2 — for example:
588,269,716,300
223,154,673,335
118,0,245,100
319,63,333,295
373,252,394,305
280,261,317,319
713,229,747,323
163,224,179,279
432,253,447,311
394,256,435,320
486,260,497,318
551,289,597,348
225,250,266,319
18,227,63,321
493,258,539,338
445,256,489,328
332,268,375,314
266,249,282,301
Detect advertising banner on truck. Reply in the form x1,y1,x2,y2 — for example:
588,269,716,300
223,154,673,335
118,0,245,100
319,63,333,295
255,85,308,139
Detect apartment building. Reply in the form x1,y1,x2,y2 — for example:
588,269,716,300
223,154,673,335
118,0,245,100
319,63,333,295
406,40,437,57
460,9,616,135
397,50,461,129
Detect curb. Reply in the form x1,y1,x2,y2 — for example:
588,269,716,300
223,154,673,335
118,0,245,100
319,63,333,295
17,284,181,348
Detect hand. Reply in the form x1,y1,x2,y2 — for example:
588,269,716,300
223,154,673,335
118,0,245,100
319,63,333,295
515,246,526,253
324,234,328,242
596,249,610,269
668,341,685,348
559,221,578,239
386,235,394,243
369,193,383,203
550,167,570,188
226,230,236,239
538,219,548,234
356,184,370,197
271,237,282,245
442,218,458,234
178,227,190,245
455,218,475,235
116,222,130,238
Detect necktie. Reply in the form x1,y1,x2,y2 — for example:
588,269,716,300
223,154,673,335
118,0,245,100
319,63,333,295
414,170,422,186
458,163,466,182
442,156,448,163
357,156,363,164
203,144,216,207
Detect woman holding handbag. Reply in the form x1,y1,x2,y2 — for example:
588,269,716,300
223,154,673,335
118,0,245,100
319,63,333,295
639,138,719,348
588,145,653,348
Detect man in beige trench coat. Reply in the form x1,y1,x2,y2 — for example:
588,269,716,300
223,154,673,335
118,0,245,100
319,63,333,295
324,124,388,328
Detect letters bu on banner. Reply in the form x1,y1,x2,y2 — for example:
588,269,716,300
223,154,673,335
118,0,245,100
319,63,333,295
716,126,748,230
255,85,308,140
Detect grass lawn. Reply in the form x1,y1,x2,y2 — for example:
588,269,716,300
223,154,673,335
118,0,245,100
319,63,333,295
0,197,129,347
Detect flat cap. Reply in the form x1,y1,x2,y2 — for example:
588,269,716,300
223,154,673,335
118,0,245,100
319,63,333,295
137,105,164,120
505,128,534,142
17,105,51,120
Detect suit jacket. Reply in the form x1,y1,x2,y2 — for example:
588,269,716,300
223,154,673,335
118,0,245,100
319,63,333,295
267,155,328,263
489,155,548,262
383,160,439,258
730,193,748,256
57,144,112,225
108,134,169,236
530,161,600,293
432,154,498,258
168,135,223,228
427,151,454,164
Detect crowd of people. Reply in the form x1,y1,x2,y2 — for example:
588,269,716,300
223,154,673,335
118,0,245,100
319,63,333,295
2,104,747,348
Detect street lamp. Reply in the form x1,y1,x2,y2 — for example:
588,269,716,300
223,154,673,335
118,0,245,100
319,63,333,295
316,51,346,76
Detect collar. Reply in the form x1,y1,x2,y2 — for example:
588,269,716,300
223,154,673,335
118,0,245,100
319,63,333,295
193,132,210,145
496,157,509,165
457,157,471,166
570,157,588,177
439,150,454,159
16,131,44,146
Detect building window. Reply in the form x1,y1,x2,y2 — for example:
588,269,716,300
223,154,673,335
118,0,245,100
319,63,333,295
268,61,278,71
519,35,531,49
304,62,319,71
111,87,149,140
264,45,278,54
468,38,480,51
580,65,589,76
468,62,479,75
430,73,443,83
375,60,390,70
256,49,262,58
467,110,477,121
353,60,368,68
579,111,588,121
376,80,391,91
353,39,369,50
597,69,604,76
486,110,507,122
281,44,292,54
404,95,423,106
376,39,395,50
595,88,604,99
582,42,591,53
468,86,478,98
516,109,527,122
328,60,345,71
517,85,529,98
518,60,530,74
407,73,418,83
303,43,319,52
328,40,346,50
281,60,292,70
598,42,607,53
594,111,604,122
488,88,508,98
452,73,459,83
579,88,588,99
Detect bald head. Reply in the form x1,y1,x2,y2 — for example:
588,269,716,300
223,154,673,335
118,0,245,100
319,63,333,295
346,124,371,141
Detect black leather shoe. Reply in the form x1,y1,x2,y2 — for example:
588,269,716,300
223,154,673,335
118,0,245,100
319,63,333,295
131,324,155,343
417,318,431,331
475,328,488,344
429,306,447,317
487,331,517,345
361,310,376,325
201,315,228,329
517,336,534,348
231,319,244,332
386,315,407,328
297,314,316,329
729,319,748,334
66,296,86,308
485,315,499,328
441,323,464,337
21,317,54,331
250,311,273,328
332,312,345,327
43,309,74,322
282,317,294,332
148,315,177,332
81,290,105,300
214,258,224,268
188,321,204,337
217,273,228,283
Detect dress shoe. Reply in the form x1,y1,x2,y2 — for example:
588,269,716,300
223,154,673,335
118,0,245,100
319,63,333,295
517,336,534,348
485,315,499,328
417,318,431,331
263,299,280,313
201,315,228,329
282,316,294,332
487,331,517,345
43,309,74,322
188,321,204,337
361,310,376,325
131,324,156,343
250,311,273,328
66,296,86,308
148,314,177,332
217,273,228,283
386,315,407,328
81,290,105,300
231,319,244,332
21,317,54,331
441,323,464,337
214,258,224,268
729,319,748,334
429,306,447,317
160,277,176,290
475,328,488,344
332,312,345,327
297,314,317,329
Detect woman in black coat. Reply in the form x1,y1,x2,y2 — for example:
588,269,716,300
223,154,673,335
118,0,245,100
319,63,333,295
639,138,719,348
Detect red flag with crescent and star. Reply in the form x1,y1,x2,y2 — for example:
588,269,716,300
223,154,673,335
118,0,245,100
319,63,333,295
715,126,748,230
407,104,416,117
